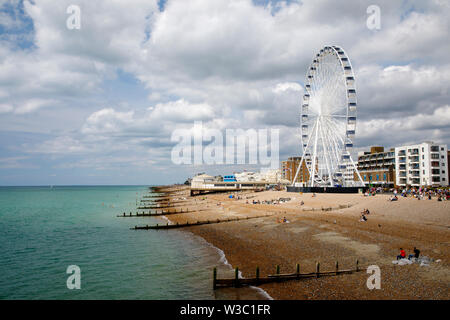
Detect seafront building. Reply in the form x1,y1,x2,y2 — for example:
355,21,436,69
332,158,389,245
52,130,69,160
189,169,282,195
395,142,448,187
356,146,396,187
280,157,309,184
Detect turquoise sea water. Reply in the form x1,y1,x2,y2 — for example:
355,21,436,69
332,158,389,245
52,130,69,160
0,186,265,300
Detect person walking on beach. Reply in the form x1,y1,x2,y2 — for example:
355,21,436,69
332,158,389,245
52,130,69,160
397,248,406,260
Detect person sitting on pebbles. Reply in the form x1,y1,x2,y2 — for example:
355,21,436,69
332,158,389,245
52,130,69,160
396,248,406,260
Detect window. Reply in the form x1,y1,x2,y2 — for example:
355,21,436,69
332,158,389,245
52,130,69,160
363,175,366,181
422,155,425,159
376,174,379,181
431,146,439,152
441,147,444,151
422,147,424,152
423,170,425,174
383,173,387,181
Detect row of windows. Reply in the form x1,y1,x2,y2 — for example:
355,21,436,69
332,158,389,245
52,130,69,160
363,173,387,181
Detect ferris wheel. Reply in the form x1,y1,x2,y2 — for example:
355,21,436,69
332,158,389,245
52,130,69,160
292,45,364,187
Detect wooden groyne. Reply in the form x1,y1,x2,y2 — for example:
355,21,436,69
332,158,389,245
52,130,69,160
141,196,187,202
213,260,362,289
302,203,353,212
150,187,188,194
117,208,207,217
140,199,189,203
131,213,274,230
137,203,198,209
138,200,191,206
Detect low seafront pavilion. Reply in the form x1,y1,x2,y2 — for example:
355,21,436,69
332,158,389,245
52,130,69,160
190,174,271,196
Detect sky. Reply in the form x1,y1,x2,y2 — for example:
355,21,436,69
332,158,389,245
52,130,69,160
0,0,449,186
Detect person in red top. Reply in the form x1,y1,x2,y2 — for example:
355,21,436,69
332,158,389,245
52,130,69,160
397,248,406,260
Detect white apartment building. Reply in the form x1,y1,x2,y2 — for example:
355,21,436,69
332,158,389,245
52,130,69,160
395,142,448,187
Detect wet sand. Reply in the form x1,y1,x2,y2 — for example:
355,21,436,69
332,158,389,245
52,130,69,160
152,186,450,299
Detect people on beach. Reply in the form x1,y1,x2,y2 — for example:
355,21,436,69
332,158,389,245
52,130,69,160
409,247,420,260
389,195,398,201
300,200,304,206
397,248,406,260
360,213,367,222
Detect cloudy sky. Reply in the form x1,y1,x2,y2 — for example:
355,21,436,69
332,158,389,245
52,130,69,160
0,0,449,185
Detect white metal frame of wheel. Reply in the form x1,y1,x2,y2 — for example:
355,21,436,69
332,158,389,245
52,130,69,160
292,45,365,187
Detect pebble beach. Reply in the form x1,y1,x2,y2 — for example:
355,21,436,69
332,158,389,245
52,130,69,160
150,185,450,300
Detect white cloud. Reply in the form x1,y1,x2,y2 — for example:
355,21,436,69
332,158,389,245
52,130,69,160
1,0,450,183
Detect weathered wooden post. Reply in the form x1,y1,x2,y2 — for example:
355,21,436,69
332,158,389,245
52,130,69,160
234,267,239,288
335,261,339,275
296,263,300,278
356,259,359,272
213,267,217,290
276,265,280,275
316,262,320,278
255,266,260,285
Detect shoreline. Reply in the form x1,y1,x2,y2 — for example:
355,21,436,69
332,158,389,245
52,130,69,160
154,199,273,300
148,185,450,300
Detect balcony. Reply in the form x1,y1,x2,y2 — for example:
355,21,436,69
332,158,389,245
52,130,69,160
431,154,440,160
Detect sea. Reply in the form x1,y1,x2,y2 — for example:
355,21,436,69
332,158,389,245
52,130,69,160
0,186,270,300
